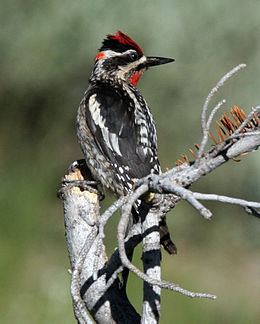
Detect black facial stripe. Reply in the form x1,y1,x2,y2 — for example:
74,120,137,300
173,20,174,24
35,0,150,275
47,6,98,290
105,53,141,67
136,63,146,71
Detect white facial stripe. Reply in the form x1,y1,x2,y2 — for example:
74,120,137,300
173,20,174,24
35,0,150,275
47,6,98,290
116,55,146,82
101,50,120,58
119,55,146,71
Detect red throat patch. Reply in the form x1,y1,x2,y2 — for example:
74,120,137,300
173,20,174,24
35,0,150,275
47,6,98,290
129,71,143,86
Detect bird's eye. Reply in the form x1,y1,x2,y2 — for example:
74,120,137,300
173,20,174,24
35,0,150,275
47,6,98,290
129,51,138,61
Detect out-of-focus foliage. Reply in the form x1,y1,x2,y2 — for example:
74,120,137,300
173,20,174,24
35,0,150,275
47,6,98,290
0,1,259,323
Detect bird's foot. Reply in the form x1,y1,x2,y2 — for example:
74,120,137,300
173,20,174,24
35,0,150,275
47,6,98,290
66,159,105,200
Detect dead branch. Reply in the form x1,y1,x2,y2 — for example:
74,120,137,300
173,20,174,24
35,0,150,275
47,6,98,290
59,64,259,323
197,63,247,160
59,166,140,323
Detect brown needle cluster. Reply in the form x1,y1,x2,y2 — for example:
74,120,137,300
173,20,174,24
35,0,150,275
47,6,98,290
176,106,260,166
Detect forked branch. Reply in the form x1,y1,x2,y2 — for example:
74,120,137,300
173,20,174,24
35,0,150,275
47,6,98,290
59,64,259,323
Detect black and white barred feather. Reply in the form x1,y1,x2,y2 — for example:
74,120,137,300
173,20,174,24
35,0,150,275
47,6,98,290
77,81,160,196
76,31,176,254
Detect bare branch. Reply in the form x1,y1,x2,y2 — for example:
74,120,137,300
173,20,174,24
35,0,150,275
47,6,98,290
60,65,259,324
192,192,260,209
154,184,213,219
197,99,226,156
115,104,259,312
59,168,99,323
59,167,141,323
141,207,161,323
206,100,226,130
117,184,217,300
229,106,260,139
71,226,98,324
197,64,247,159
229,130,260,140
93,196,127,278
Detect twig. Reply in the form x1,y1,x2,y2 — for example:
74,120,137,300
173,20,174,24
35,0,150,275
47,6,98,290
117,184,216,300
196,99,227,155
229,130,260,140
192,192,260,209
103,223,142,292
93,196,127,278
156,183,213,219
229,106,260,139
156,184,260,219
197,64,246,160
206,100,226,130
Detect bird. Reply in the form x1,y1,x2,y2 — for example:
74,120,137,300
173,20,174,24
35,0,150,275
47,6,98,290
76,31,176,254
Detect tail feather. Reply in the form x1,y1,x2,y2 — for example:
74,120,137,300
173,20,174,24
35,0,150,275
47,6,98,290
159,216,177,255
133,199,177,255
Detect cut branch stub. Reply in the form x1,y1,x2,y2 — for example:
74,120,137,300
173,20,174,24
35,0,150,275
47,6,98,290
59,165,141,323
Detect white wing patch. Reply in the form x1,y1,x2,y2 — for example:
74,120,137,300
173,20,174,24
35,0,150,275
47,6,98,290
89,94,122,156
140,124,148,147
109,133,121,155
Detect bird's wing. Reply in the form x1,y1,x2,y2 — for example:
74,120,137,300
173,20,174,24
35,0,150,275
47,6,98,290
83,84,160,184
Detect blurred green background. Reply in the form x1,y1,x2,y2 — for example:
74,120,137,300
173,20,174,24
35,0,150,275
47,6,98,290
1,0,259,323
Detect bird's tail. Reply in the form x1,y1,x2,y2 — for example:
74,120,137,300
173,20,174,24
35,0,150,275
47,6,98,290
159,216,177,254
133,198,177,255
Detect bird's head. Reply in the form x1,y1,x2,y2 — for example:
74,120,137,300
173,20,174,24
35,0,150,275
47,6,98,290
90,31,174,86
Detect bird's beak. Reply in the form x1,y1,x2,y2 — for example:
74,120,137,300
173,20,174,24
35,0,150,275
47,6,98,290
145,56,175,68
